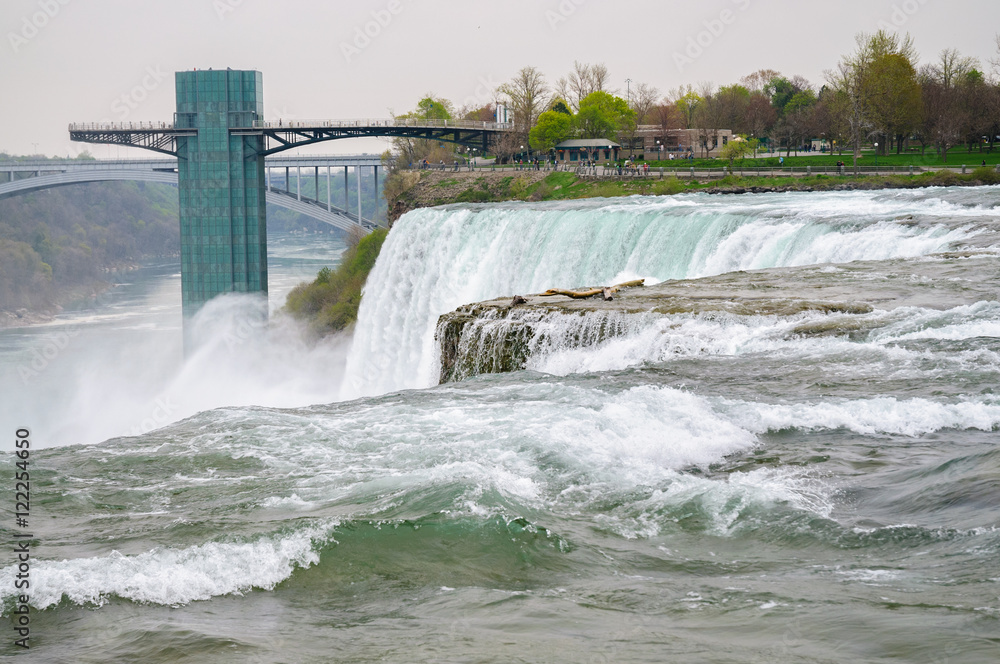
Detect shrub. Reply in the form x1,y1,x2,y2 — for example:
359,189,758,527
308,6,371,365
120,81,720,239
284,228,388,335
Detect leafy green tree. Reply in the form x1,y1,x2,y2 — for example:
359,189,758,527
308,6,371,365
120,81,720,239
675,89,702,129
829,30,919,171
574,91,635,142
392,95,457,165
550,99,573,115
868,53,922,154
714,84,751,134
413,96,453,120
719,136,759,169
529,110,573,152
781,90,818,155
765,77,797,114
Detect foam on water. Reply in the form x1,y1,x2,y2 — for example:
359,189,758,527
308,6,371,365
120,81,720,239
720,395,1000,437
0,521,335,611
870,301,1000,342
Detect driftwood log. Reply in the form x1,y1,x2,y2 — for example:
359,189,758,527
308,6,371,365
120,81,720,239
537,279,645,300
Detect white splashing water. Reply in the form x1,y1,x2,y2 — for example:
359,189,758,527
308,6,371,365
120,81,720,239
343,192,982,396
527,302,1000,377
10,379,1000,610
0,521,336,610
13,294,353,447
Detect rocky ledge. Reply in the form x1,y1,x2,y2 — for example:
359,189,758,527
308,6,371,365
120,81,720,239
435,254,996,384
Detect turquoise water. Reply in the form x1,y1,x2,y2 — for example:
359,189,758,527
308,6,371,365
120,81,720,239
2,190,1000,662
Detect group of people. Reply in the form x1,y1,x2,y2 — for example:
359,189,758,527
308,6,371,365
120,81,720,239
614,160,650,176
513,158,544,171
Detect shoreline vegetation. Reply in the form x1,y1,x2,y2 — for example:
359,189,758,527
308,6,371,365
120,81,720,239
284,227,388,336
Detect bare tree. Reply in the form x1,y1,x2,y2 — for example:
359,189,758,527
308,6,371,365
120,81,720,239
620,81,659,157
552,77,572,107
991,34,1000,77
653,101,682,131
740,69,782,92
489,131,523,164
694,84,723,158
589,63,611,92
498,66,549,148
563,61,612,110
828,59,870,173
826,31,913,172
919,49,978,163
743,91,777,146
629,82,660,124
567,61,594,109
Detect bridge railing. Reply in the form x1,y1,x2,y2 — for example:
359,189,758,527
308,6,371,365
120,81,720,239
70,119,515,133
250,118,514,131
69,122,184,131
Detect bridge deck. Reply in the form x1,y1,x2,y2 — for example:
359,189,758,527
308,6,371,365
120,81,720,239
69,119,514,156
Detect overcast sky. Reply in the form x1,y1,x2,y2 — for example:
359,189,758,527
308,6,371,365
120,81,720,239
1,0,997,158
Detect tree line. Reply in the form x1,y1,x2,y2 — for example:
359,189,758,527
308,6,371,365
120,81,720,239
392,31,1000,170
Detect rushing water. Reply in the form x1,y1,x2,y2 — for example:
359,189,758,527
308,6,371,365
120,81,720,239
2,188,1000,662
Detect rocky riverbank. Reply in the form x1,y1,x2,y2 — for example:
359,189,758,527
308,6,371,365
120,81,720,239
0,308,55,328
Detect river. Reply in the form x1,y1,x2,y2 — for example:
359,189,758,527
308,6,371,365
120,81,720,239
2,187,999,662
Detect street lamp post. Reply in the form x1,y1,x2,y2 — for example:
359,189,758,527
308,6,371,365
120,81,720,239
874,142,879,172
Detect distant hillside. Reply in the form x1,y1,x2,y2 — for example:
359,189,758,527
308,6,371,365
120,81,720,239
0,180,181,319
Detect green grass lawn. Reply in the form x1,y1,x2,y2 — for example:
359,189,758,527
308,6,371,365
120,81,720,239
637,146,1000,170
522,167,1000,202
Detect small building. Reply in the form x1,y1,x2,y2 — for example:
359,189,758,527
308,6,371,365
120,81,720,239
631,126,734,158
554,139,620,164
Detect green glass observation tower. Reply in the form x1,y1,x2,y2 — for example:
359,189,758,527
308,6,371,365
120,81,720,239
68,68,511,327
174,69,266,318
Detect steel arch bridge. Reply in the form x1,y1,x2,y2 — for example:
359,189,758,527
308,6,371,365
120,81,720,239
0,156,385,233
